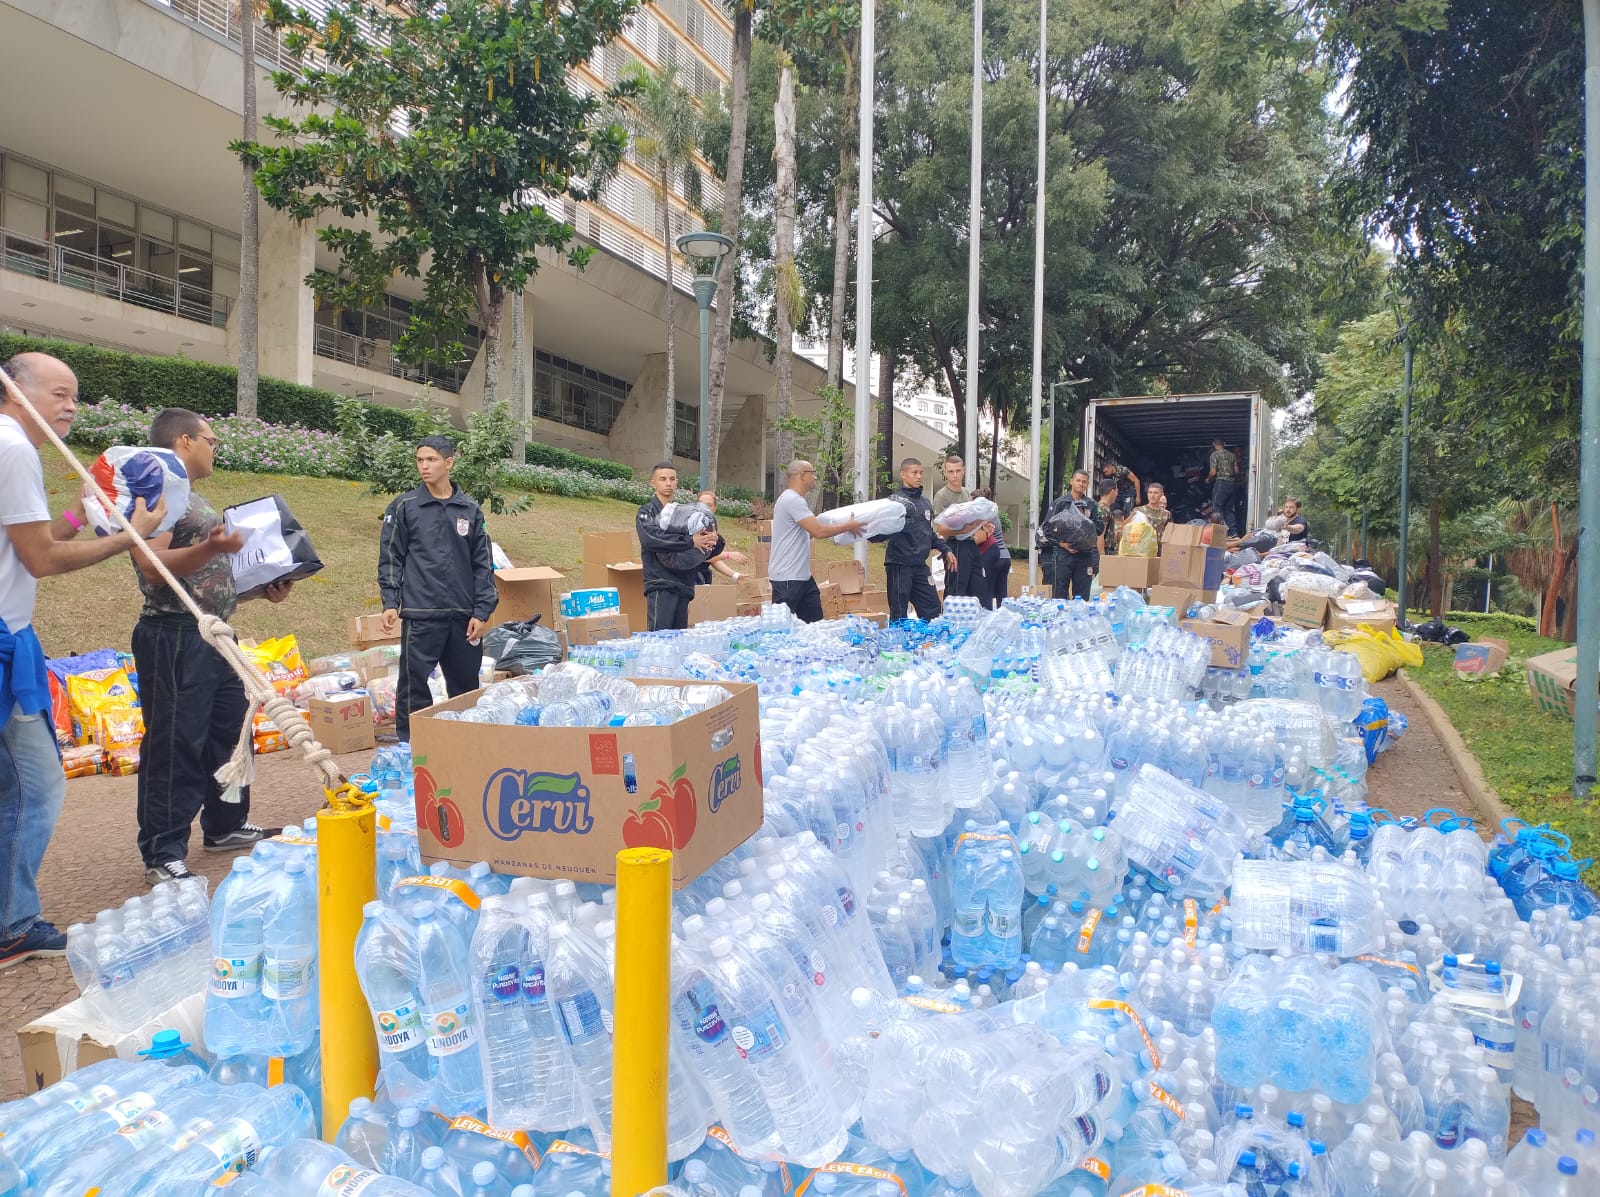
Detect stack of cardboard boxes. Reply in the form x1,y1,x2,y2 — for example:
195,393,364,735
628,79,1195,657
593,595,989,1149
1280,589,1400,636
1097,523,1246,670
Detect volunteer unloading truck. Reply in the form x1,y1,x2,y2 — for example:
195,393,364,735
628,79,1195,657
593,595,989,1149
1080,391,1276,533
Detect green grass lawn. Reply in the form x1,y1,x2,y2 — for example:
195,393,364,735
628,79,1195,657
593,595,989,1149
35,456,868,661
1402,610,1599,873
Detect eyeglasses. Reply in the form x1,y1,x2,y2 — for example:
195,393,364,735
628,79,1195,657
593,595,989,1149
190,433,219,448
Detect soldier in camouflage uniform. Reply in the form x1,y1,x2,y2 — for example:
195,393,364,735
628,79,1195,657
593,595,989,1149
1206,435,1239,535
132,409,290,885
1134,482,1173,540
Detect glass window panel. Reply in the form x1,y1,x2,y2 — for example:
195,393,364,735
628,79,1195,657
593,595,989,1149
211,265,239,299
52,208,95,252
177,254,212,289
99,225,135,262
98,190,135,227
7,197,47,240
142,239,178,279
178,219,211,253
8,160,47,203
53,175,95,218
139,206,174,244
213,233,241,267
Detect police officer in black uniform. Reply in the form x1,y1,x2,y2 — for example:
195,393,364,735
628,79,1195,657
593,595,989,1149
377,435,498,740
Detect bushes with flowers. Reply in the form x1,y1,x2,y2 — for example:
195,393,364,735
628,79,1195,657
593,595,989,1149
68,394,755,519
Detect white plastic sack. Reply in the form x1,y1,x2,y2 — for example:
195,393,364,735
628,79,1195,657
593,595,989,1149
491,541,513,571
658,501,716,536
938,496,1000,539
819,497,905,546
84,446,189,536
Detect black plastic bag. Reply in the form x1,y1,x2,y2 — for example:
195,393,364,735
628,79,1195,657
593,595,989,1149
496,623,563,675
482,616,541,662
1040,504,1098,553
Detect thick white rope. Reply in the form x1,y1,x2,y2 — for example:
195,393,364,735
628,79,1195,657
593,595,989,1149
0,364,344,794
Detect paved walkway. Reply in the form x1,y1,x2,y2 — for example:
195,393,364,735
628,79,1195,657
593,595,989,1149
0,679,1495,1100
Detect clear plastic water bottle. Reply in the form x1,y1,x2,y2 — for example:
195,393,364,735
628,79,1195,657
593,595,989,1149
545,919,617,1147
355,902,432,1105
254,1138,433,1196
261,852,318,1056
205,857,266,1059
415,901,486,1112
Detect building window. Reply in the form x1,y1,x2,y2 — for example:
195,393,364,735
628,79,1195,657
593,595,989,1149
674,401,700,461
311,275,481,392
532,349,631,436
0,149,236,325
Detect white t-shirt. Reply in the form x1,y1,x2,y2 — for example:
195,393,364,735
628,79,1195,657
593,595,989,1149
768,487,815,583
0,414,49,632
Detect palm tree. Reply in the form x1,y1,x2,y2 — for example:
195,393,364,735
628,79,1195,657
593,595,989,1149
620,61,703,467
705,2,753,493
237,0,259,418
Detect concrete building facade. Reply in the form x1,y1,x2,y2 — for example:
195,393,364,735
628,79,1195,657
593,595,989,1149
0,0,851,493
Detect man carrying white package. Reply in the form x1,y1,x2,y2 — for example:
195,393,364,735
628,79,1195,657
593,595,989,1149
769,460,865,622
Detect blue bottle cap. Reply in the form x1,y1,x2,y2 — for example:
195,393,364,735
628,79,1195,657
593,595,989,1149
1558,1157,1578,1176
1238,1151,1257,1168
1235,1104,1253,1119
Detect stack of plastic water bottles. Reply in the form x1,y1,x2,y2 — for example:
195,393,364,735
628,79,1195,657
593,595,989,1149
64,878,211,1030
28,589,1600,1197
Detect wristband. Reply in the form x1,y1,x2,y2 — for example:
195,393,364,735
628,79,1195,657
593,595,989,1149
61,508,83,532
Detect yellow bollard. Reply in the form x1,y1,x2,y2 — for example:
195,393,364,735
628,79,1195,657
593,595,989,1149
611,847,673,1197
317,789,379,1141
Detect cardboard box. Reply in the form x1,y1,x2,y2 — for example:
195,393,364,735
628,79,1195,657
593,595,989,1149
817,580,846,619
1148,585,1217,615
1281,590,1331,629
411,680,763,888
582,531,638,588
566,612,630,646
1158,543,1226,591
1326,596,1398,635
19,993,205,1093
858,587,889,612
854,611,890,627
1161,522,1206,549
1527,646,1593,721
825,559,866,596
309,693,375,755
688,582,739,624
488,566,563,632
1180,610,1254,669
736,575,771,615
348,613,400,648
605,562,647,632
1098,555,1160,591
1454,638,1510,676
560,588,621,619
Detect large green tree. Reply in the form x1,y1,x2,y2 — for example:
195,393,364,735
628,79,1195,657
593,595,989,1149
239,0,638,418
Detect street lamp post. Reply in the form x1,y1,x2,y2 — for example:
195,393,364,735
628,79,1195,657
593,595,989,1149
676,230,734,486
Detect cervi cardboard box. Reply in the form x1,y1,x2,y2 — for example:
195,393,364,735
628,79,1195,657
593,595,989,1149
411,680,763,888
1526,647,1596,722
487,566,563,632
309,693,375,755
1454,637,1510,677
1281,590,1331,629
1098,556,1160,591
1180,609,1253,670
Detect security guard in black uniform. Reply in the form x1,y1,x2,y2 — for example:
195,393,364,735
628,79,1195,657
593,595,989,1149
377,435,498,740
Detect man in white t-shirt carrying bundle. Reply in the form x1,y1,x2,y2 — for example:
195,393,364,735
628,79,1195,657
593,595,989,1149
0,353,165,968
768,460,865,623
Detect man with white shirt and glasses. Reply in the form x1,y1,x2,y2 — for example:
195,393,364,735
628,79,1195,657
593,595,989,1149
768,460,864,622
0,353,165,968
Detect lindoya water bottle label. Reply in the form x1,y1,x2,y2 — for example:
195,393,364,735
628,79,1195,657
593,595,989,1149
262,952,315,1000
557,988,606,1044
114,1109,174,1150
987,909,1018,938
204,1118,264,1176
171,1116,216,1153
952,908,985,939
730,999,788,1061
314,1164,382,1197
211,951,263,999
106,1092,159,1127
66,1083,120,1113
424,996,478,1056
374,999,424,1053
